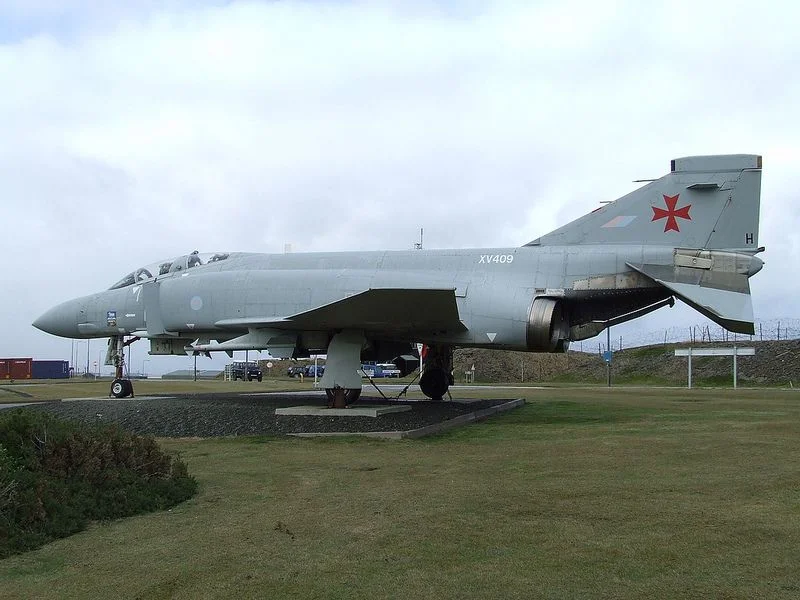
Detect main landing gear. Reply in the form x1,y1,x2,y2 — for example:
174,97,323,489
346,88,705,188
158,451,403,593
108,335,138,399
319,330,365,409
419,344,454,401
317,333,454,406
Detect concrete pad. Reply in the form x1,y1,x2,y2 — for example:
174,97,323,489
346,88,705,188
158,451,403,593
290,398,525,438
275,404,412,417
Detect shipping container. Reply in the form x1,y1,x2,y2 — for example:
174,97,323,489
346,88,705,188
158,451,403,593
1,358,32,380
32,360,70,380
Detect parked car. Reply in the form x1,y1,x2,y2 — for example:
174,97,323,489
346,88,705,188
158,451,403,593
376,363,401,377
360,363,401,378
231,361,262,381
304,365,325,377
287,366,306,378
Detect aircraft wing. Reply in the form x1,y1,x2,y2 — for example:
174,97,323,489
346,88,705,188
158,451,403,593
215,288,467,335
627,262,755,334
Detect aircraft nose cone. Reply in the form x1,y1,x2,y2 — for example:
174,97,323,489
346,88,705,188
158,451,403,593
33,301,80,338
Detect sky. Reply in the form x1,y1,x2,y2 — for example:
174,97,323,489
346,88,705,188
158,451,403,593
1,0,798,376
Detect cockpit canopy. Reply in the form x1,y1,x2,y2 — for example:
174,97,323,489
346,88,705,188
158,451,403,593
109,251,230,290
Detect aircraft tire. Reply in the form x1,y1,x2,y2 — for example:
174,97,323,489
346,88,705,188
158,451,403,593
420,368,449,401
111,378,131,399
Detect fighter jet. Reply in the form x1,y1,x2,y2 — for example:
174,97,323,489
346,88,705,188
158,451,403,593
33,154,764,404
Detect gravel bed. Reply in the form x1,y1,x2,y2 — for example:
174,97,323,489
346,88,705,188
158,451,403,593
29,393,514,437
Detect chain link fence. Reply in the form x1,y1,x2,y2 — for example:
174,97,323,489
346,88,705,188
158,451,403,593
585,318,799,354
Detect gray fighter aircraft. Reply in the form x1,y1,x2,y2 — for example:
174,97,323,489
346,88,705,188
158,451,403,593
33,154,764,404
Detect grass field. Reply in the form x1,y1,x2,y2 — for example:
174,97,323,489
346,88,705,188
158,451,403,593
2,386,799,599
0,378,309,402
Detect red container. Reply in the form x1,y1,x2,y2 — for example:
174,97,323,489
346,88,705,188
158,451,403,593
1,358,32,380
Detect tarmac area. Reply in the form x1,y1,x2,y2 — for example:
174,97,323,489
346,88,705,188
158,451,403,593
26,392,523,438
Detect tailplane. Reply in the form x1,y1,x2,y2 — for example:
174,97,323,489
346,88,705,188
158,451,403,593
527,154,762,251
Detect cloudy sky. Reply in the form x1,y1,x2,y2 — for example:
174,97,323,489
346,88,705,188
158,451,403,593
2,0,798,375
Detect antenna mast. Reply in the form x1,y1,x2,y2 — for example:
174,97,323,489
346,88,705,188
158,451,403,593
414,228,423,250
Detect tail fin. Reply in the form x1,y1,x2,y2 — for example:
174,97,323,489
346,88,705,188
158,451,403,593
527,154,762,251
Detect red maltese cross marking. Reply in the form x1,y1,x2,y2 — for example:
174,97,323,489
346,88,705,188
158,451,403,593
652,194,691,232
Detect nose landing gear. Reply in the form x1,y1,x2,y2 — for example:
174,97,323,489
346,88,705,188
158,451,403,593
108,335,139,399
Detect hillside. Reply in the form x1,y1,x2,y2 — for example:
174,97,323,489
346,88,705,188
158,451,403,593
453,339,800,387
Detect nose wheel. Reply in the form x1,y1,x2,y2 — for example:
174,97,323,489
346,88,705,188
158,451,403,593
111,378,134,398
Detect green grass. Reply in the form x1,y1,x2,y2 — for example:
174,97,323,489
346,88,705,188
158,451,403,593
613,373,674,386
624,345,673,358
548,372,603,384
694,374,735,387
2,387,800,599
0,378,309,402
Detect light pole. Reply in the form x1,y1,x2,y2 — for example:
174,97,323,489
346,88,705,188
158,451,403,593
606,325,611,387
142,359,150,378
592,319,612,387
75,342,83,374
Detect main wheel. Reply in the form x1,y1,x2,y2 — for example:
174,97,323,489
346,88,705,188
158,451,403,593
420,367,450,400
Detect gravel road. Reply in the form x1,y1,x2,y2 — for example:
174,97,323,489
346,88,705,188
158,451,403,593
28,393,513,437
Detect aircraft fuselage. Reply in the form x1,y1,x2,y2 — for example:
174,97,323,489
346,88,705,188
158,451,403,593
35,244,683,353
